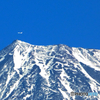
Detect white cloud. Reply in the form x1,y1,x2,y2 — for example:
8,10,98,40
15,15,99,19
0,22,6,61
18,32,23,34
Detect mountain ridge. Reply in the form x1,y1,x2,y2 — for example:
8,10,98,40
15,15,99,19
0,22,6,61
0,40,100,100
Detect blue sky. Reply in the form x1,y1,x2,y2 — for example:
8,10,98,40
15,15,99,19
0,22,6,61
0,0,100,50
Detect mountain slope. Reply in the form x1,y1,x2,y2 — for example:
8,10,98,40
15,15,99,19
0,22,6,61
0,40,100,100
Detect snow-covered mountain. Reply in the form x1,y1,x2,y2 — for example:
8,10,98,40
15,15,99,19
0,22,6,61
0,40,100,100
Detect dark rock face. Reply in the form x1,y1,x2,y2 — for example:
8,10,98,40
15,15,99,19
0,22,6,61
0,40,100,100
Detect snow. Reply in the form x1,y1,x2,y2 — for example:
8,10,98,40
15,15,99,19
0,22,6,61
0,56,5,62
58,88,70,100
72,47,100,71
23,94,30,100
6,72,15,86
60,69,73,93
35,58,50,86
79,63,100,85
0,40,100,100
89,81,98,92
13,48,22,70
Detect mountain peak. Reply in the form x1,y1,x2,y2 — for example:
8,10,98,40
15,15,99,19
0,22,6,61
12,39,25,44
0,40,31,56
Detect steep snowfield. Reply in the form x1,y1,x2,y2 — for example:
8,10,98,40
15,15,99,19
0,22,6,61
0,40,100,100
